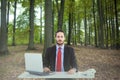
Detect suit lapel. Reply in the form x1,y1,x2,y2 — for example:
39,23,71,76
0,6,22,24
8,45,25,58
63,46,67,67
53,46,56,61
52,45,56,68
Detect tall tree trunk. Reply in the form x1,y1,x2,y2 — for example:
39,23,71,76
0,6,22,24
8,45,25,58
84,6,87,46
67,0,74,45
55,0,65,30
88,20,91,45
40,1,42,44
28,0,35,50
7,1,10,28
52,1,55,43
12,0,17,46
92,0,97,47
43,0,52,56
109,1,113,48
58,0,65,29
77,13,82,46
111,2,116,49
74,21,77,45
7,1,10,45
114,0,119,49
0,0,9,55
104,0,108,48
97,0,104,48
67,12,72,45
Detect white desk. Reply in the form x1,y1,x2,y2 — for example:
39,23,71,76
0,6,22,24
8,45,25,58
18,69,96,80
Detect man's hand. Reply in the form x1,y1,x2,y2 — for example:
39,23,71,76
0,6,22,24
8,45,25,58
43,67,51,72
67,68,76,74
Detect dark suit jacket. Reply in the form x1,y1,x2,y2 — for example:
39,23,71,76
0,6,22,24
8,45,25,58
43,45,78,71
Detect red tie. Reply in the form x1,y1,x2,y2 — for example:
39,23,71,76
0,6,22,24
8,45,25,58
56,47,62,71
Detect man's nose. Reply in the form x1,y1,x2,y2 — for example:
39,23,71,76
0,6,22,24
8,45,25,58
59,38,62,40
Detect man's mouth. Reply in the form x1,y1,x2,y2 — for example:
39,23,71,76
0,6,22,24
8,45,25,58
58,40,62,42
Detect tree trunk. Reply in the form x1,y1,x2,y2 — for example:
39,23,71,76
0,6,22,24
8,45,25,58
92,0,97,47
0,0,9,55
67,0,75,45
114,0,119,49
84,6,87,46
67,12,72,45
88,20,91,45
12,0,17,46
74,21,77,45
97,0,104,48
77,14,82,46
111,2,116,49
7,1,10,45
27,0,35,50
55,0,65,30
58,0,65,29
52,1,55,44
43,0,53,56
7,1,10,28
40,1,42,44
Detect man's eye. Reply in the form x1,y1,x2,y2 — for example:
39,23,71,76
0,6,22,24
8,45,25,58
61,36,63,38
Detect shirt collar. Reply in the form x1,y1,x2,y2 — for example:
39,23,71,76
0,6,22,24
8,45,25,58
56,44,64,49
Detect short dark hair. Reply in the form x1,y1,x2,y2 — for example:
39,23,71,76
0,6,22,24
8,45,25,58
55,30,65,37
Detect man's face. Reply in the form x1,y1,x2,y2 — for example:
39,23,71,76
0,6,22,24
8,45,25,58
55,32,65,45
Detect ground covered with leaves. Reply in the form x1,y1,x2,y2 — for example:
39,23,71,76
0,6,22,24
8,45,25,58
0,45,120,80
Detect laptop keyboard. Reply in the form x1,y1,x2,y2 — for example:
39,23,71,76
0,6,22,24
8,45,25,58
27,71,50,76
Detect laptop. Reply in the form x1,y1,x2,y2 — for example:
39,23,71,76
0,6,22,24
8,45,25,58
24,53,49,76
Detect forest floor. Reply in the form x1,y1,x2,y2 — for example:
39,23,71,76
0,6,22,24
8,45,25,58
0,44,120,80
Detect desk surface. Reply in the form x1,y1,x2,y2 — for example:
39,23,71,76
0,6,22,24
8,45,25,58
18,69,96,79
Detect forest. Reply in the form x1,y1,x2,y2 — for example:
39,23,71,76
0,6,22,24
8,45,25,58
0,0,120,55
0,0,120,80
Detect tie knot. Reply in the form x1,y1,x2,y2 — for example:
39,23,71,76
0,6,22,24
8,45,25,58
58,47,61,50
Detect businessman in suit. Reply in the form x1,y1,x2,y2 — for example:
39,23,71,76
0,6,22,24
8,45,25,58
43,30,78,80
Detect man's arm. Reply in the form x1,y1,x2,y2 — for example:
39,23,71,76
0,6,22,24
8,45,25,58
68,47,78,74
43,48,51,72
43,67,51,72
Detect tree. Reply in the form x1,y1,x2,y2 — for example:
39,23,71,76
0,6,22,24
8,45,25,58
92,0,97,47
67,0,74,45
97,0,104,48
43,0,53,56
39,0,43,44
114,0,119,49
56,0,65,29
67,10,72,45
27,0,35,50
84,3,87,46
0,0,9,55
12,0,17,46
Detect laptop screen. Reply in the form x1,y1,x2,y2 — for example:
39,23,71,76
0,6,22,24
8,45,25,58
24,53,43,72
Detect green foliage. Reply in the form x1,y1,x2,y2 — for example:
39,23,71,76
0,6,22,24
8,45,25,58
16,8,29,28
8,23,13,45
34,25,41,43
8,24,42,45
8,23,29,45
20,0,29,8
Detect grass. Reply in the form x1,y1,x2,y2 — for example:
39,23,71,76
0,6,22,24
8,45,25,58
0,45,120,80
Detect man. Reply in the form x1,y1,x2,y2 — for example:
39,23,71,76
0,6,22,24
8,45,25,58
43,30,78,80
